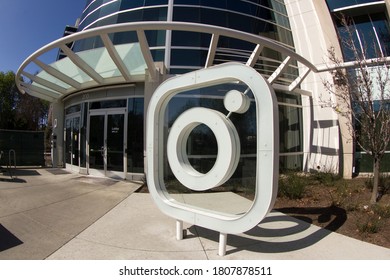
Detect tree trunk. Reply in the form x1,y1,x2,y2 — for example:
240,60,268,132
370,157,381,204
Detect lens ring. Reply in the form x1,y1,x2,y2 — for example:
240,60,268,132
167,107,240,191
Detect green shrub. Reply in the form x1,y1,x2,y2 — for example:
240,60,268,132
310,170,341,186
278,172,306,199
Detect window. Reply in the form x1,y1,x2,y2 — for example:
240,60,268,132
127,98,144,173
89,99,127,109
326,0,383,11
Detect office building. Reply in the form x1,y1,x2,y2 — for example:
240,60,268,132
16,0,390,180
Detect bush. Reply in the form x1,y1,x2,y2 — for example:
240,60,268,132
373,204,390,219
356,215,382,234
278,172,306,199
310,170,341,186
365,173,390,196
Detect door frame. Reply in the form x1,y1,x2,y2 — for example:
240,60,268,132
87,108,127,179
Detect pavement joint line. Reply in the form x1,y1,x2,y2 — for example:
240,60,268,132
71,235,210,254
193,226,210,260
19,212,76,239
45,187,142,259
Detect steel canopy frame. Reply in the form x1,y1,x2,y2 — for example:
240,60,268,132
16,21,319,101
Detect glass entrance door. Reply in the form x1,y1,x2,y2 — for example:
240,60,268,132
89,115,105,171
65,115,80,172
89,111,126,178
107,114,125,174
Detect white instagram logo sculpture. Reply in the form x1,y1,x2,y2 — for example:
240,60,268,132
146,63,279,256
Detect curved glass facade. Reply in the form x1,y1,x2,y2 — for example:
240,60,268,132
62,0,303,179
75,0,295,73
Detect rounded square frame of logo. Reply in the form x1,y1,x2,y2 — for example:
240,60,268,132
146,62,279,234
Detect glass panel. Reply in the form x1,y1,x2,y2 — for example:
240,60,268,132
163,83,258,211
171,31,211,47
112,31,138,45
127,98,145,173
115,43,148,75
65,104,81,115
187,124,217,173
89,115,105,170
279,154,303,172
335,12,390,60
170,49,208,67
120,0,144,10
89,99,127,109
355,152,390,172
370,13,390,56
80,103,88,168
279,105,303,153
145,0,168,5
65,116,80,166
77,47,119,79
107,114,124,172
72,117,80,167
65,119,72,164
326,0,382,11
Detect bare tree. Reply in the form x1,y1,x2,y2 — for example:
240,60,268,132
322,15,390,204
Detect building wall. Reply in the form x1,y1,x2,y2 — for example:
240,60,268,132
285,0,357,177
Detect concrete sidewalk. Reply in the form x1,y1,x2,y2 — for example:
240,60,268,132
1,168,390,260
48,193,390,260
0,168,141,259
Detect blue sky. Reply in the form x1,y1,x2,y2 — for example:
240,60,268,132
0,0,87,73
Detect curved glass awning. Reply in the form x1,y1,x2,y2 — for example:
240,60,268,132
16,21,318,102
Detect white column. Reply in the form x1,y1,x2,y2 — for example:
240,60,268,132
176,220,184,240
218,233,228,256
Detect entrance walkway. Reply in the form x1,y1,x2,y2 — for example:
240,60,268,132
0,168,141,259
1,168,390,259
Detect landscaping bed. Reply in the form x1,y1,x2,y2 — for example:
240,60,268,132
275,173,390,249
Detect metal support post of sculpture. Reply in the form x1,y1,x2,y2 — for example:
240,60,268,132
146,62,279,256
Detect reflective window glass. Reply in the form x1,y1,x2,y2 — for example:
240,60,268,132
127,98,144,173
326,0,383,11
144,0,168,5
171,31,211,47
89,99,127,109
65,104,81,115
120,0,144,10
170,49,208,67
335,12,390,60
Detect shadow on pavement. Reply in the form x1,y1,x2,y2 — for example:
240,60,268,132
0,168,41,183
0,177,27,183
189,206,347,255
0,224,23,252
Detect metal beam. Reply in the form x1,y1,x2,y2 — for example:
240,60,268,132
246,44,263,67
288,67,311,92
20,83,58,102
100,34,132,82
272,84,312,97
205,34,219,68
22,71,67,94
136,30,157,80
267,56,292,84
33,59,82,90
60,44,104,84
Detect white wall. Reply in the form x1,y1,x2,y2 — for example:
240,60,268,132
285,0,354,177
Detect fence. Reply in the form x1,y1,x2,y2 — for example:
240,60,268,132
0,129,45,167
